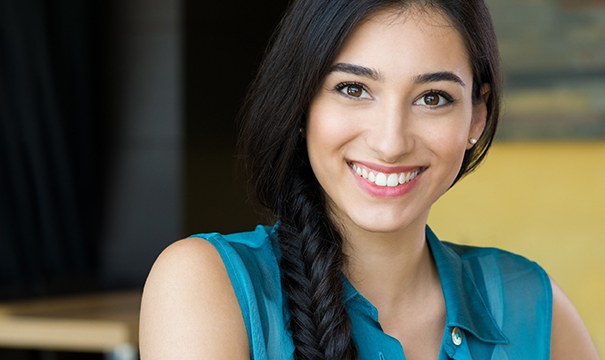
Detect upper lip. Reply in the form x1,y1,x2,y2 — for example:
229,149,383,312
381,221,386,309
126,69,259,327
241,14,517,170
348,160,426,174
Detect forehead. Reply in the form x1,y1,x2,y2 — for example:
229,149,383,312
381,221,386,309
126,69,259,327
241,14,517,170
334,7,472,80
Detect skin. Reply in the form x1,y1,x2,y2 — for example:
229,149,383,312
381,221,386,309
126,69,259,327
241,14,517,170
139,7,599,360
139,238,249,359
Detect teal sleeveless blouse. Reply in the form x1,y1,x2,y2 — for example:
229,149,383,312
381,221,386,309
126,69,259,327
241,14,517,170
193,224,552,359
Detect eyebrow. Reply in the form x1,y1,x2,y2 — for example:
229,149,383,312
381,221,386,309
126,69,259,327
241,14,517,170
330,63,466,87
414,71,466,87
330,63,381,80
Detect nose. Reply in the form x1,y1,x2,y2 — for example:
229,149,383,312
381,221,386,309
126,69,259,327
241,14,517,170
365,102,414,163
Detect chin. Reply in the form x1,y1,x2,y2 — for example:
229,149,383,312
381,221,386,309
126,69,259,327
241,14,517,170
344,209,423,236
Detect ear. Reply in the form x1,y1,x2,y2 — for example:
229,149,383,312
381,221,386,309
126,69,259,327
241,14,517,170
467,84,490,150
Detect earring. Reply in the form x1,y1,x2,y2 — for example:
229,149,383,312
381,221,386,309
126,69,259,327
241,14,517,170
469,138,478,145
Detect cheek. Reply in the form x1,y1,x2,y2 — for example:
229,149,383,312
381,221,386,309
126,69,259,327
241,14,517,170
420,120,470,155
425,106,474,148
306,105,333,177
306,101,358,158
309,102,351,133
418,112,473,180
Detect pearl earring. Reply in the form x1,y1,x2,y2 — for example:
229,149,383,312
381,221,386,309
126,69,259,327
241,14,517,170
469,138,478,145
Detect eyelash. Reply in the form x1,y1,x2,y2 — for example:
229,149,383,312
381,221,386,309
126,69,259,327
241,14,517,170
334,81,370,99
416,89,456,107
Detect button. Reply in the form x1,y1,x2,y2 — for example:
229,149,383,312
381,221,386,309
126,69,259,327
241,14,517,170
451,327,463,346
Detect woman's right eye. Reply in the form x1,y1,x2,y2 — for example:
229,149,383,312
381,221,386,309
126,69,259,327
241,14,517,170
335,82,371,99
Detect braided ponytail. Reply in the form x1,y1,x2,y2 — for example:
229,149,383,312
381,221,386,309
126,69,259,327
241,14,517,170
277,169,357,359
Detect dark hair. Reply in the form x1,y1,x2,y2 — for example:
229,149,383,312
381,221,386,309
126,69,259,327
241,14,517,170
238,0,501,358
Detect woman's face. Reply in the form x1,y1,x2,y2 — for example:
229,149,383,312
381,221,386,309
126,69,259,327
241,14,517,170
306,8,487,237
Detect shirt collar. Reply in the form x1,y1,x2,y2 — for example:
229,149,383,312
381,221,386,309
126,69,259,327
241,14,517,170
342,226,508,345
425,226,508,344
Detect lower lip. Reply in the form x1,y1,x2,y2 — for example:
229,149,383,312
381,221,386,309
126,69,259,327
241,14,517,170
349,167,422,198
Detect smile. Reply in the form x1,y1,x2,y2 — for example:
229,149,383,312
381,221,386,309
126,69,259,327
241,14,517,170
349,163,422,187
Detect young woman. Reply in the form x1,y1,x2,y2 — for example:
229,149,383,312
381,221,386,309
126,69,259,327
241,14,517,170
139,0,599,358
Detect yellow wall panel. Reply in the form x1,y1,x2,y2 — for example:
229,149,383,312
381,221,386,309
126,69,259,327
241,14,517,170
429,142,605,354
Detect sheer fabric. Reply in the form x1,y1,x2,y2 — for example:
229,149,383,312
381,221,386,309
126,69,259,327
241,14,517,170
194,224,552,359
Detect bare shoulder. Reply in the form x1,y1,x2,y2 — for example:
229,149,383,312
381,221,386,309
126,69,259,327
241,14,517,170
550,277,600,359
139,237,249,360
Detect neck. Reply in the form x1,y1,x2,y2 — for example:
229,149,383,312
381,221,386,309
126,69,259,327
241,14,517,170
342,220,440,315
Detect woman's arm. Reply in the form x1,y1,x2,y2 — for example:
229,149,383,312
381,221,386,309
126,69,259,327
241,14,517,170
139,238,250,359
550,278,600,359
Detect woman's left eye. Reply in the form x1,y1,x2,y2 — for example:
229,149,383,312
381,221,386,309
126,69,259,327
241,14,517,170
414,91,453,108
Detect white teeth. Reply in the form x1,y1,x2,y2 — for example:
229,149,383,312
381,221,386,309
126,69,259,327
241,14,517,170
398,173,405,184
375,173,387,186
350,163,421,187
368,172,376,182
387,173,399,187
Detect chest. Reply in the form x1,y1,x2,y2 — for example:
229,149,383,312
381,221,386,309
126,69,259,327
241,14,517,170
379,309,445,360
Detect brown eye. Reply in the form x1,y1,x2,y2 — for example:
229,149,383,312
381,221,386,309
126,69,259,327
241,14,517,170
414,90,453,108
423,93,439,106
336,82,370,99
347,84,363,97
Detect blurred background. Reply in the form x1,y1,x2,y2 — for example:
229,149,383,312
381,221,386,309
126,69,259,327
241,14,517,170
0,0,602,358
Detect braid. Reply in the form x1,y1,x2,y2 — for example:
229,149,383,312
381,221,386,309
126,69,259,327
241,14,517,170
277,171,357,360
